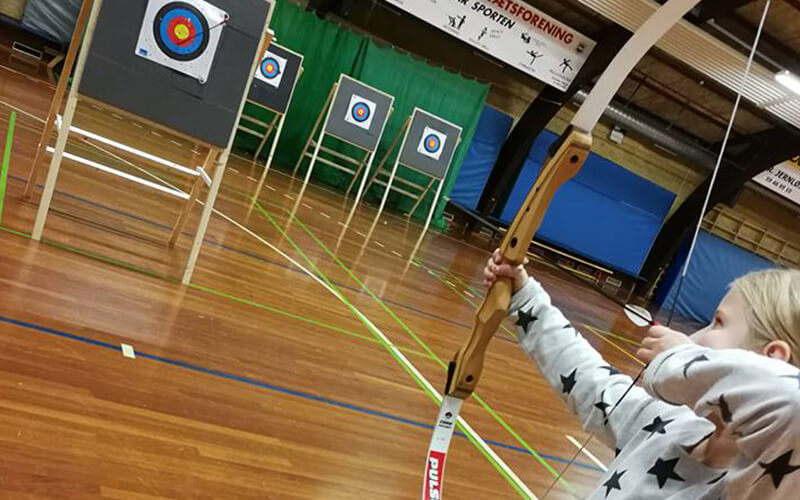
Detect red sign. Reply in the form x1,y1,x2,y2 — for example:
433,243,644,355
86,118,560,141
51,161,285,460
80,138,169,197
423,450,447,500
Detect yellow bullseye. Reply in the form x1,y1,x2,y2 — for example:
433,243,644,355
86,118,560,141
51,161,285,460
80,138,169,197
174,24,190,40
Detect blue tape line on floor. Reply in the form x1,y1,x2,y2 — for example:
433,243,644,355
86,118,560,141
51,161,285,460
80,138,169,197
0,313,601,472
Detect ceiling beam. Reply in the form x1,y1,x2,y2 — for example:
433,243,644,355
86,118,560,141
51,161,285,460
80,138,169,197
647,51,783,131
708,13,800,75
640,126,800,289
692,0,756,22
785,0,800,14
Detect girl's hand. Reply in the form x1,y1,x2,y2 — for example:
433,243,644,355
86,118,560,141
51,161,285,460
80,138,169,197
482,249,529,293
637,325,693,363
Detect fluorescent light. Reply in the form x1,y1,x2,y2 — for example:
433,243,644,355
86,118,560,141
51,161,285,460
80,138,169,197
57,116,198,178
775,70,800,96
47,147,190,200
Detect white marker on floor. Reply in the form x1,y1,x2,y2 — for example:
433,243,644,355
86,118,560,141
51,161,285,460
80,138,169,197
132,123,143,129
319,212,331,219
391,251,403,258
91,104,102,111
356,231,366,238
265,185,276,192
247,176,259,183
374,241,385,248
445,280,456,288
112,114,123,120
565,435,607,472
284,194,295,200
151,131,162,137
464,291,476,299
170,140,183,147
302,203,313,210
191,149,202,155
121,343,136,359
229,168,239,174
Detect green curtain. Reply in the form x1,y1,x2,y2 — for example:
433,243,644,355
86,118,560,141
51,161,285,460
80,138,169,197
235,1,488,228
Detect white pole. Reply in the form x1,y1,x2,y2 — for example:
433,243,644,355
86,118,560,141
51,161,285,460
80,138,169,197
252,111,286,202
301,90,336,189
31,0,105,241
182,28,273,284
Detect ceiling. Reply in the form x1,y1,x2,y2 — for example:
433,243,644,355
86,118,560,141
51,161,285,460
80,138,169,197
525,0,800,149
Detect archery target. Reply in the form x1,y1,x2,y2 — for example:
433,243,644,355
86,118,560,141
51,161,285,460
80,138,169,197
135,0,229,83
254,50,287,89
344,94,377,130
417,127,447,160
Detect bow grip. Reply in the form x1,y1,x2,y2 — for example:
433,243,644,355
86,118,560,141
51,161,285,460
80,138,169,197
445,128,592,400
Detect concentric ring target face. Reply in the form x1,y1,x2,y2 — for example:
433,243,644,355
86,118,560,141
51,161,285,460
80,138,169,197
351,102,371,123
260,57,281,79
423,134,441,154
343,94,377,130
417,126,447,160
153,2,210,61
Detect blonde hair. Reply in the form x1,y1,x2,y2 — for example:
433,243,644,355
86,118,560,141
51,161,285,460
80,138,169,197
732,269,800,368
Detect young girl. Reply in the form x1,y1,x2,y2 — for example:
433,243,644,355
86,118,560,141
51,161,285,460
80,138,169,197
483,250,800,499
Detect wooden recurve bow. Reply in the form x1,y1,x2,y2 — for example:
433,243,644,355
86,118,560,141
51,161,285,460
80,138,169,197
422,1,704,499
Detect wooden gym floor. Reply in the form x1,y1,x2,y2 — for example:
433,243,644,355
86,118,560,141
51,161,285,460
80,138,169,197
0,64,656,499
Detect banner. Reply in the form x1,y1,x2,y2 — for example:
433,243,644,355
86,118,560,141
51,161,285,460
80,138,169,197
384,0,595,91
753,156,800,206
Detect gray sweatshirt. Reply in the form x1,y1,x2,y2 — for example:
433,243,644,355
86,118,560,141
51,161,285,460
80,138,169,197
509,278,800,499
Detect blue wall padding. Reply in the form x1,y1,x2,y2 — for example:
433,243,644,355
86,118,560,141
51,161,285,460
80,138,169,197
450,106,514,210
658,231,775,324
500,130,676,276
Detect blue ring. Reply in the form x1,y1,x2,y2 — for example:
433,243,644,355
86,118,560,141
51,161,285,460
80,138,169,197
423,134,441,153
260,57,281,79
351,102,371,123
153,3,209,61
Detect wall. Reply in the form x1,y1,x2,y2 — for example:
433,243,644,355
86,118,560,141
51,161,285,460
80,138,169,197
315,0,800,260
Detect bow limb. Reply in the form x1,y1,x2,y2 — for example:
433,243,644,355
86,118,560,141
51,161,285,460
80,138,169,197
444,0,704,401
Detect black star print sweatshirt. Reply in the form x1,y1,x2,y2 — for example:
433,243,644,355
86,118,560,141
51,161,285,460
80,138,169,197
510,278,800,499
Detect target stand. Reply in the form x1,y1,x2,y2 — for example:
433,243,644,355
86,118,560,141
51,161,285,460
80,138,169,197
366,108,462,229
238,42,304,201
26,0,273,285
293,74,393,211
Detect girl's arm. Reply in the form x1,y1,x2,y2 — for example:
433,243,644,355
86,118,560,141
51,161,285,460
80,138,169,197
644,344,800,464
509,277,685,450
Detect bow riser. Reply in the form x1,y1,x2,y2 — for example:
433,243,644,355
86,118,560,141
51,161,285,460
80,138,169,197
445,129,592,398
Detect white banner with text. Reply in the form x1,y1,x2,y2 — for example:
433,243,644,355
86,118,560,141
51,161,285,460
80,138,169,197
385,0,595,91
754,156,800,206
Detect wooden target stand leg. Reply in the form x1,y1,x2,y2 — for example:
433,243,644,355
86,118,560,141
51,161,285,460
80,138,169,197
182,29,274,285
32,0,104,241
344,149,371,196
364,117,411,233
407,177,436,219
340,105,394,225
248,113,279,176
169,148,217,248
292,85,336,179
251,110,287,204
24,0,93,200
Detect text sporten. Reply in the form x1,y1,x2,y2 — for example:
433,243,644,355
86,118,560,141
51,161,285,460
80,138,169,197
469,0,576,44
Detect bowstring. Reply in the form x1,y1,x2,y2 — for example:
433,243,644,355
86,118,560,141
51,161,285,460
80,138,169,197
541,1,772,497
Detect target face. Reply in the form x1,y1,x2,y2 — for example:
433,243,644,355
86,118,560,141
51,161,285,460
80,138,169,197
254,50,288,89
344,94,377,130
417,126,447,160
136,0,228,83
